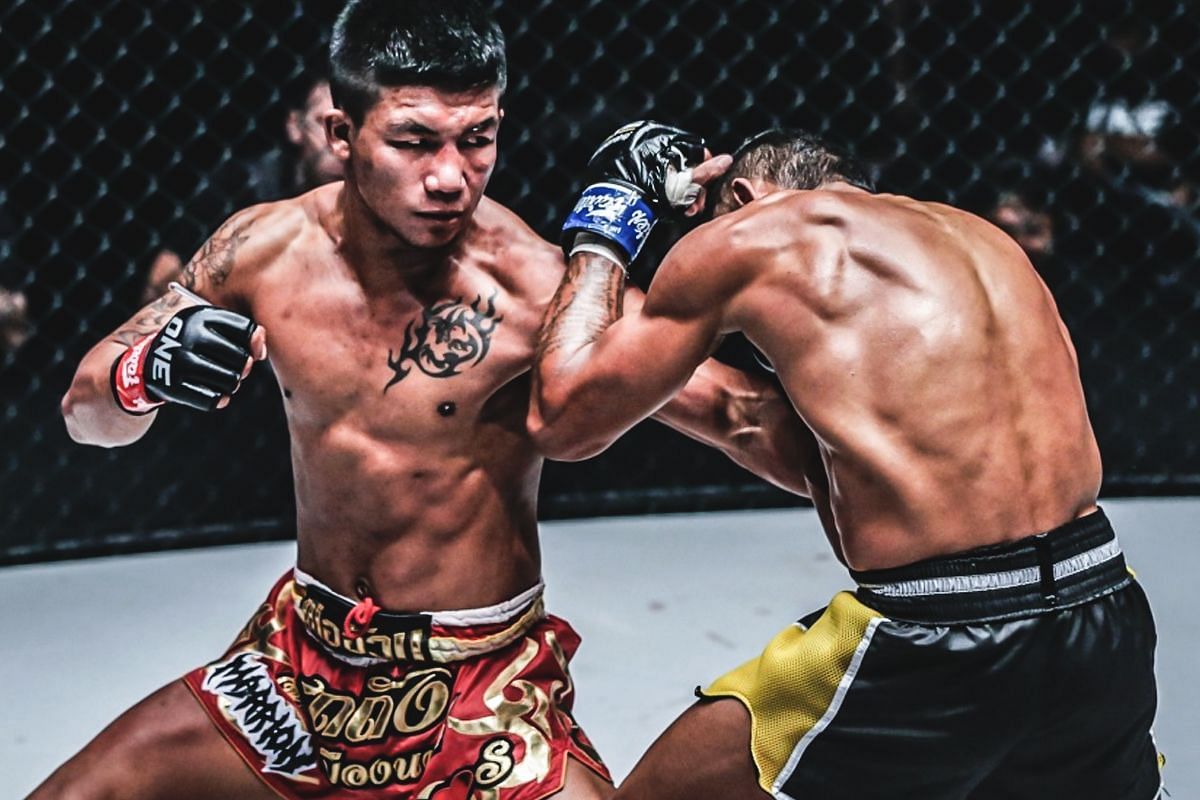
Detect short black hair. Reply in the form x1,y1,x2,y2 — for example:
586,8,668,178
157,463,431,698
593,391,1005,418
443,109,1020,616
330,0,507,124
716,129,874,209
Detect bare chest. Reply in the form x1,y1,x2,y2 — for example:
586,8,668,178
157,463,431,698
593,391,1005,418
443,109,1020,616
252,279,543,440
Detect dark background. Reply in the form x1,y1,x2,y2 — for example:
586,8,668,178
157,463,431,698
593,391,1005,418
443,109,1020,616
1,0,1197,563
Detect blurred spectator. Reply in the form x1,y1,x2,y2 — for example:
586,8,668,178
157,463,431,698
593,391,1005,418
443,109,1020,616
144,70,343,301
244,74,345,204
990,189,1055,263
978,161,1056,259
0,207,30,356
1053,6,1199,282
0,289,29,353
1075,15,1193,209
977,161,1080,303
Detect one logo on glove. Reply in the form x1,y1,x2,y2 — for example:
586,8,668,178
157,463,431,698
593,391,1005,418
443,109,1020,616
385,293,504,391
150,315,185,387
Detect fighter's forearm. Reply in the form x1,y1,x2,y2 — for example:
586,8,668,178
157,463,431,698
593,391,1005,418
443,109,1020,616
60,293,188,447
61,339,158,447
656,362,815,497
530,251,629,458
536,251,626,367
731,383,819,498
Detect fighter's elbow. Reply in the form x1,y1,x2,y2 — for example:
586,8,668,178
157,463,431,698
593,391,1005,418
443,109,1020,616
61,390,87,444
61,379,146,448
61,378,101,444
528,396,615,461
61,392,109,447
539,436,608,462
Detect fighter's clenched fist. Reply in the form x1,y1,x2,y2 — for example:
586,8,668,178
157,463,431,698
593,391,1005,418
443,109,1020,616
111,303,263,413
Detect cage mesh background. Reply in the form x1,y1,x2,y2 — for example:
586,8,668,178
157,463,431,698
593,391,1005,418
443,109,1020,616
1,0,1197,563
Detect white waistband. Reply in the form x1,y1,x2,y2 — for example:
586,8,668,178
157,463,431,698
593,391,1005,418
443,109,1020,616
857,539,1122,598
292,567,545,626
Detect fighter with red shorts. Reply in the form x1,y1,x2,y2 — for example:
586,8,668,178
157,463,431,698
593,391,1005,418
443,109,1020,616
35,2,811,798
182,571,606,798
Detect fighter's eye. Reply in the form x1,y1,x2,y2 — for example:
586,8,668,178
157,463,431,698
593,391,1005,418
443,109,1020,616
463,136,494,149
390,139,434,150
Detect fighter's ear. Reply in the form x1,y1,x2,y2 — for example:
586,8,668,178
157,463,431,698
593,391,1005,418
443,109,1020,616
730,177,758,208
285,110,304,146
325,109,353,161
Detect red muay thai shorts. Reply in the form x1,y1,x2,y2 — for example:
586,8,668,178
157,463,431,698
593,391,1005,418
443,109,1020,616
182,569,610,799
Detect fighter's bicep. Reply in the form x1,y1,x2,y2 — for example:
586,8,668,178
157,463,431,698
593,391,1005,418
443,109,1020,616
589,305,720,405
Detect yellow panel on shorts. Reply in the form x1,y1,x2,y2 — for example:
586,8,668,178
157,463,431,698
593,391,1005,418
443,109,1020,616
699,591,883,793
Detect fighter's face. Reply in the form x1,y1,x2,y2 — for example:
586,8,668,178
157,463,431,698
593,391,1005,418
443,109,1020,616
339,85,501,249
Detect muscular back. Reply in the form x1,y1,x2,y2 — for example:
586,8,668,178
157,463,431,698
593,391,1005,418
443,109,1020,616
717,189,1101,569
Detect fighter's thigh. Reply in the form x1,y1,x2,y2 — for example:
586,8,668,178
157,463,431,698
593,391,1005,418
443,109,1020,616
614,698,771,800
556,757,616,800
27,679,274,800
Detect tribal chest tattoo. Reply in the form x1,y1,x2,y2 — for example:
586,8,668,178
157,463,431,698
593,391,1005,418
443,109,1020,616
385,293,504,391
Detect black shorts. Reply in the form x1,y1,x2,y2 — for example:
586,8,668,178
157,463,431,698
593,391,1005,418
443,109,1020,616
700,509,1162,799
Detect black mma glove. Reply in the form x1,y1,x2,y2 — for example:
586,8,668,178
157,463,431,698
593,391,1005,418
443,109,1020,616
111,305,257,413
561,120,707,265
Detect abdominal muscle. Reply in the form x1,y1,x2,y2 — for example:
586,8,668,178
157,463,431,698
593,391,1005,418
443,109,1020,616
288,418,544,613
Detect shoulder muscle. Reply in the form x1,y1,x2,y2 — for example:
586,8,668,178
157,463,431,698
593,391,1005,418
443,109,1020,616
475,197,566,303
179,199,303,307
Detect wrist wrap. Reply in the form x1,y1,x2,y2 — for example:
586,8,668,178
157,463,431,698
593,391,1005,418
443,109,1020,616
111,335,165,415
562,181,658,263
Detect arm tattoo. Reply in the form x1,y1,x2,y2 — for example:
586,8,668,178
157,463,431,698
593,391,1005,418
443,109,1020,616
109,291,185,347
536,252,625,362
181,214,256,291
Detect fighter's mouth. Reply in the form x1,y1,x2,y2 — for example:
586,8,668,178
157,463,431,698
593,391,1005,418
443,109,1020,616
415,210,466,221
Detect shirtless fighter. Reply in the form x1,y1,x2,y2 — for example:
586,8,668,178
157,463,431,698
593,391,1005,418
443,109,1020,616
34,4,807,798
532,127,1162,798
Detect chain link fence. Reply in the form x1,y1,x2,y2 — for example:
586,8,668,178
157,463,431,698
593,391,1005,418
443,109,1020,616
2,0,1197,563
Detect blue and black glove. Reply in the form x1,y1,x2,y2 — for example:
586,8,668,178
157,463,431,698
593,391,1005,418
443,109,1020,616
561,121,707,266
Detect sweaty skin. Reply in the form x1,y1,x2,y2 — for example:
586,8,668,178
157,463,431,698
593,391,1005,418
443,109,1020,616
46,87,811,800
533,181,1102,570
60,87,806,613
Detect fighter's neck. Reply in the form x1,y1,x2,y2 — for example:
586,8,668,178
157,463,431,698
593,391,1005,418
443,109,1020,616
819,181,870,195
330,183,462,293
